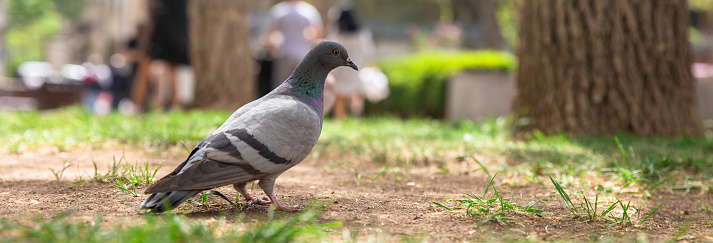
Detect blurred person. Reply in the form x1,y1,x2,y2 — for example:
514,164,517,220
264,0,323,89
131,0,189,113
125,23,148,68
109,24,147,113
148,60,172,111
324,0,386,118
109,53,133,110
81,54,113,115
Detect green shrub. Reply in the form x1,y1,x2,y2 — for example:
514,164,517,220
371,50,516,117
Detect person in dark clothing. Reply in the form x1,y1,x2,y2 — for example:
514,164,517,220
109,24,146,110
131,0,190,112
109,53,132,109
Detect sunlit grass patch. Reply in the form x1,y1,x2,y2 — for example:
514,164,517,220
0,106,225,151
2,106,712,188
2,106,712,241
319,116,514,166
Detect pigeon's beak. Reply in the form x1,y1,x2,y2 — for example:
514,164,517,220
346,58,358,71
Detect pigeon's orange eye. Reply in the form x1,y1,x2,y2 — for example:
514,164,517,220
332,49,340,56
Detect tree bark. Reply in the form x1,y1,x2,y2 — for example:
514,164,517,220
512,0,699,136
189,0,254,111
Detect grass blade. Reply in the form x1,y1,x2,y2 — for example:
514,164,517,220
471,156,491,179
548,173,579,215
204,190,237,208
186,199,203,206
482,172,499,198
601,199,619,217
637,203,663,225
432,201,453,211
615,136,627,158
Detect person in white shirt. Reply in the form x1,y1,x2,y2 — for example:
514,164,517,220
324,0,386,118
265,0,324,89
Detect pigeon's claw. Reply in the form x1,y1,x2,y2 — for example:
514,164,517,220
276,204,302,211
244,196,271,206
269,195,302,211
256,196,271,205
234,183,271,207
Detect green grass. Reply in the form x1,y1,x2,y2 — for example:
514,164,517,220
108,161,162,196
0,207,340,243
432,172,548,226
2,107,712,188
0,106,226,152
549,174,664,227
321,117,713,189
87,155,163,196
696,194,713,228
49,162,72,182
119,161,162,186
187,190,240,208
2,106,712,240
437,173,667,228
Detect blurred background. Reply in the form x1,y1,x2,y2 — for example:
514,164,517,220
1,0,712,136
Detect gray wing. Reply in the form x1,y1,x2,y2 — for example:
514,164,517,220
218,95,323,174
144,133,267,193
145,95,322,193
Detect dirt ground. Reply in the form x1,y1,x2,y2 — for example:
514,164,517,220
0,148,711,242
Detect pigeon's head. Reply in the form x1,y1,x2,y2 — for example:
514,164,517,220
310,41,358,71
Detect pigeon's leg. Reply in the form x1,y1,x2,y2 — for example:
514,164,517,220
258,176,301,211
233,182,270,206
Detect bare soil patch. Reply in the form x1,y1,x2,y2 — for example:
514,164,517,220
0,149,711,241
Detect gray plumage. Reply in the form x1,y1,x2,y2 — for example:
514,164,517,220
140,41,358,211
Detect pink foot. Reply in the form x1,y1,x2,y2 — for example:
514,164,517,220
274,204,302,211
269,195,301,211
245,196,271,206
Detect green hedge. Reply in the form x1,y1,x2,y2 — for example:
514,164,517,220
370,50,516,117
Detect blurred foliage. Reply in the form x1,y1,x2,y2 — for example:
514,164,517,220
690,0,713,11
6,0,85,77
372,50,516,117
8,0,56,27
53,0,86,20
353,0,520,49
6,0,61,77
354,0,441,24
496,0,519,48
690,27,706,47
431,0,453,23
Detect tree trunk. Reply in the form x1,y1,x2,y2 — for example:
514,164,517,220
512,0,699,136
189,0,254,111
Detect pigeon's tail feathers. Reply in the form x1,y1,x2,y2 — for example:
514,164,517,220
139,190,200,212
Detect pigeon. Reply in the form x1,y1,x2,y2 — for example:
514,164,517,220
140,41,358,211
